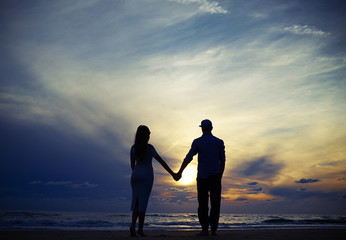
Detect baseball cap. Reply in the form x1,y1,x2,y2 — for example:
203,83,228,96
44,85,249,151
199,119,213,129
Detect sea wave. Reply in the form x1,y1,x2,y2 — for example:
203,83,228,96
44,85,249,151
2,211,61,218
262,217,346,225
0,218,116,229
1,211,346,231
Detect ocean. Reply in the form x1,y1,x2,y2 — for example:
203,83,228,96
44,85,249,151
1,211,346,231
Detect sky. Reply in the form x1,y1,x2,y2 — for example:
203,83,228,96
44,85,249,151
1,0,346,214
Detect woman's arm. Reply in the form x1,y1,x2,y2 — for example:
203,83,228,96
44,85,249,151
130,155,136,170
154,155,175,177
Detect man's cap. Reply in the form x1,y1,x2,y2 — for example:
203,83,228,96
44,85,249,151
199,119,213,129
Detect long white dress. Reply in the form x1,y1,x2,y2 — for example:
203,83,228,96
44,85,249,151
130,144,158,212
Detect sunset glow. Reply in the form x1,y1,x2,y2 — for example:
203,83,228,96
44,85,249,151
1,0,345,214
179,166,197,186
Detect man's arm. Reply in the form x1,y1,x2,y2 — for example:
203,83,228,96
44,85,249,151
220,161,225,177
176,160,189,180
176,141,197,180
220,140,226,177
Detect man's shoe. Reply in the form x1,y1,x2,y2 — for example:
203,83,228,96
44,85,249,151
130,227,137,237
136,230,147,237
211,231,218,236
196,230,209,236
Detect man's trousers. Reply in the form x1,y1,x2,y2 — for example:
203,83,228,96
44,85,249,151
197,173,222,232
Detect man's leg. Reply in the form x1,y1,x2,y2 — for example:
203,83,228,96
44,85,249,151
197,177,210,232
209,174,222,232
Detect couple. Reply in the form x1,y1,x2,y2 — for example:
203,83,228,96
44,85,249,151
130,119,226,237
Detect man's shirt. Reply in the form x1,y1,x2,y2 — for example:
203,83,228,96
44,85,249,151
184,132,226,179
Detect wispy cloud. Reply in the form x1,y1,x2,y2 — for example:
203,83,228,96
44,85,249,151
28,181,43,185
247,182,258,186
236,156,284,180
46,181,73,186
29,181,99,189
284,24,329,36
171,0,228,14
269,186,343,205
295,178,321,184
234,197,248,202
247,188,262,194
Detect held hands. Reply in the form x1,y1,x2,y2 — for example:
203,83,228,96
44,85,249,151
172,172,182,181
171,161,188,182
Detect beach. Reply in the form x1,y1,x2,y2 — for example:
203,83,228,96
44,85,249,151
1,229,346,240
1,211,346,239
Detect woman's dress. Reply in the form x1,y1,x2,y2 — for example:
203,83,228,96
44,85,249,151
130,144,159,212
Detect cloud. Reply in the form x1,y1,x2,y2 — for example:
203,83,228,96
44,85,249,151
284,24,329,36
313,159,346,168
295,178,321,184
167,187,193,193
269,187,343,204
70,182,99,189
234,197,248,202
55,0,100,15
247,182,258,185
29,181,99,189
171,0,228,14
28,181,43,185
265,198,279,202
197,0,228,14
247,188,262,194
236,157,284,180
46,181,73,186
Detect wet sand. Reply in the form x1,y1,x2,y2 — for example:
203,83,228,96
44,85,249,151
1,229,346,240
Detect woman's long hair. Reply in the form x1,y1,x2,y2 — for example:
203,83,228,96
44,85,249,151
134,125,150,161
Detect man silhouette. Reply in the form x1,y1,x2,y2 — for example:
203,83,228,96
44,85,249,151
176,119,226,236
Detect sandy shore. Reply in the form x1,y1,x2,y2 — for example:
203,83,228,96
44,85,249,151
1,229,346,240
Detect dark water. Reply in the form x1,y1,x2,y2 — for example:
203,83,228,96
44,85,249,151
1,211,346,230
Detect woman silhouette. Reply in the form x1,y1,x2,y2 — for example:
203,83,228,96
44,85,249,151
130,125,177,236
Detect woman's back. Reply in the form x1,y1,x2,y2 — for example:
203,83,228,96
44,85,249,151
131,144,158,166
